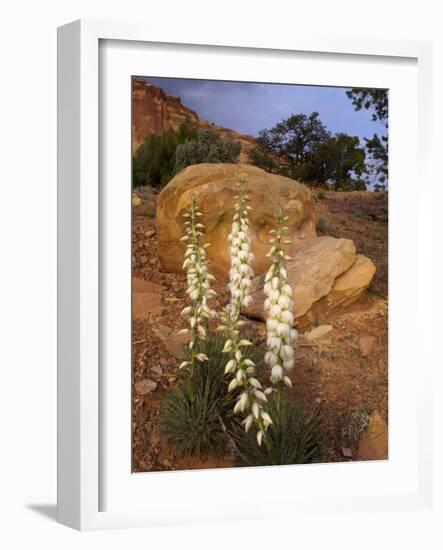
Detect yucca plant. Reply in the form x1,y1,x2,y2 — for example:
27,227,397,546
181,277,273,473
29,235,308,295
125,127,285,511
231,392,320,466
159,375,229,458
221,177,274,447
263,209,299,387
178,193,217,375
160,334,263,458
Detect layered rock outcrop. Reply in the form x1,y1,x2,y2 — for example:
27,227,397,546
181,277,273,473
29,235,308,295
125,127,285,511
132,78,200,150
242,236,375,321
326,254,376,309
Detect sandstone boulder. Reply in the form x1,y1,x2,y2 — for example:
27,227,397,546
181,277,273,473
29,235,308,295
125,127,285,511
152,324,190,358
305,325,333,341
326,254,376,309
134,378,158,396
132,195,142,207
132,278,164,320
243,236,357,321
156,163,317,278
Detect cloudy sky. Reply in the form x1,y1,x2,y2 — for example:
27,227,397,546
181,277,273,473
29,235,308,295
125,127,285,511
142,77,387,143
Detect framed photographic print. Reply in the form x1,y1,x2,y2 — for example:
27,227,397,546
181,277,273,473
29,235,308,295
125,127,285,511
57,19,433,530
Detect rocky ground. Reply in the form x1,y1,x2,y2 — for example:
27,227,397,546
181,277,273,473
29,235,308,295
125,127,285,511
131,189,388,472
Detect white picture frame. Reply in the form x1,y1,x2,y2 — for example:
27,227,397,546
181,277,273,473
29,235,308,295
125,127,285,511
57,19,433,531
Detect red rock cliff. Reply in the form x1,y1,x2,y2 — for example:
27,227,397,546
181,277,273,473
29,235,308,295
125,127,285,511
132,78,257,161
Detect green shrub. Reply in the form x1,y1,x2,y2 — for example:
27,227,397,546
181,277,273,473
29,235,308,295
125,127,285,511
341,405,369,445
133,123,242,189
137,202,156,218
316,215,329,234
132,122,198,189
317,190,326,200
175,128,241,173
232,392,320,466
133,184,156,203
249,144,280,174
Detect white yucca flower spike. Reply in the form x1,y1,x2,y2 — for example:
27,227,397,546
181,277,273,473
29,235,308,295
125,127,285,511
227,177,255,314
264,209,298,388
181,194,216,375
219,177,272,447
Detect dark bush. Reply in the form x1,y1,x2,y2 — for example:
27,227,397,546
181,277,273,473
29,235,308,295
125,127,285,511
132,122,198,189
248,144,280,174
316,215,329,234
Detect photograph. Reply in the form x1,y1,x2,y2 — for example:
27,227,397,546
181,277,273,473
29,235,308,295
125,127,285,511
131,76,389,473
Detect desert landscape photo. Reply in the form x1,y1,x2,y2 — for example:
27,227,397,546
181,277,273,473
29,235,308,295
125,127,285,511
131,77,388,472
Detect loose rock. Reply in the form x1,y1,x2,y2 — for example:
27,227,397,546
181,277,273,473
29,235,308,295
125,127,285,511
132,277,164,320
341,446,353,458
132,195,142,207
153,324,190,358
359,335,376,357
134,378,158,396
356,411,388,460
150,366,163,379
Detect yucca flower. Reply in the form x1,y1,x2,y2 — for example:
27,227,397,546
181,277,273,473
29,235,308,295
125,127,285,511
219,178,272,446
227,177,255,313
179,194,216,375
219,306,272,446
264,209,298,387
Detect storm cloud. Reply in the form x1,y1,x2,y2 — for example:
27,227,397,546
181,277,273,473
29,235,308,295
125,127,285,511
143,77,387,142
